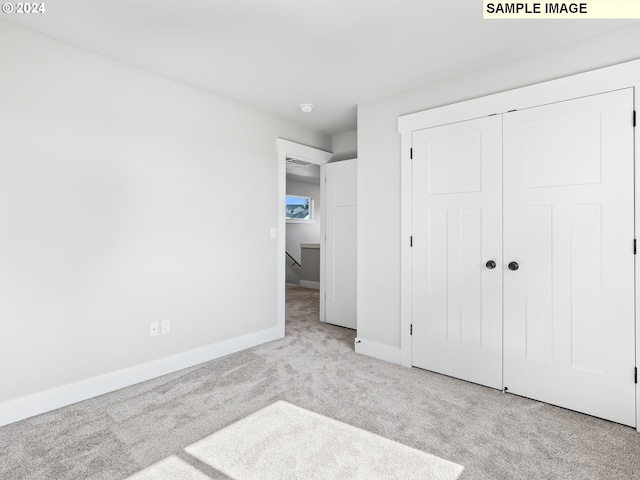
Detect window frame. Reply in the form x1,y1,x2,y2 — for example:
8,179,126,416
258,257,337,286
285,194,315,223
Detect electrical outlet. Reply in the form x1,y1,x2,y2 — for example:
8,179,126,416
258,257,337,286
161,319,171,335
149,322,159,337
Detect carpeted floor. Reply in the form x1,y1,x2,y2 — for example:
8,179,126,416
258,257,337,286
1,284,639,479
182,400,463,479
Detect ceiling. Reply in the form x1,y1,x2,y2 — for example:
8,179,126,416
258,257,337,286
1,1,636,135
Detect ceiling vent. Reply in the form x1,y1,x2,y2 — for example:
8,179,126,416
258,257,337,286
286,157,313,169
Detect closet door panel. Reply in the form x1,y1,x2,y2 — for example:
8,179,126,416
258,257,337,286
412,116,503,389
502,89,635,427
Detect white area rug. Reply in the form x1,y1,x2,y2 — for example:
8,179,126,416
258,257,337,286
185,400,464,480
127,456,210,480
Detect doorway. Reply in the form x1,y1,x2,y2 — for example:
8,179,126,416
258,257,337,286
285,158,322,290
276,139,331,335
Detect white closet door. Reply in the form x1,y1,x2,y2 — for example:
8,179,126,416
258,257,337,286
324,159,357,329
503,89,635,426
412,116,503,389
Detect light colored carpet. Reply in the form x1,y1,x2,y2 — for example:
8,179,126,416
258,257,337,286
128,456,209,480
184,400,463,480
1,285,640,479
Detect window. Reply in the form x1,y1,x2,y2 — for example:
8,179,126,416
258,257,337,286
286,195,314,222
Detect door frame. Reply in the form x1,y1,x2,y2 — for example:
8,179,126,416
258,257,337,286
276,139,331,333
397,59,640,430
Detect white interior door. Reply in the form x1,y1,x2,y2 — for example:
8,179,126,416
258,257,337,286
324,159,357,329
503,89,636,426
412,116,503,389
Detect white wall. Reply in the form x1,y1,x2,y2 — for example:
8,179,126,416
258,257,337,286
0,23,330,423
285,179,321,284
357,23,640,356
331,130,357,162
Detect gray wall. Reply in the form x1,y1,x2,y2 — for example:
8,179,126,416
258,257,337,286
0,22,330,410
300,246,320,284
357,23,640,354
285,179,321,284
331,130,357,162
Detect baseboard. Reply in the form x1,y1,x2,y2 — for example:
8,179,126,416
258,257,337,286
299,280,320,290
354,337,402,365
0,325,282,428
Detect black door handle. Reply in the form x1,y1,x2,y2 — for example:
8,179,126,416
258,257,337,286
485,260,496,269
508,261,519,271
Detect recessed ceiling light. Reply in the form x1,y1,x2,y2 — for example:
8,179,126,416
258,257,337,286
299,104,314,113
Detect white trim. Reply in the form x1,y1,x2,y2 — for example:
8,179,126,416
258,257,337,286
320,164,327,323
400,133,413,368
354,337,402,365
0,326,281,427
397,58,640,430
277,139,332,165
399,59,640,133
277,139,332,327
299,280,320,290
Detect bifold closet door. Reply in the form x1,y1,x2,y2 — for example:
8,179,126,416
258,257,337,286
412,116,503,389
502,89,636,427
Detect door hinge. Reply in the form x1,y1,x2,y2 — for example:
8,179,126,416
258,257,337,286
634,110,636,127
635,367,637,384
634,239,637,255
410,148,413,159
410,324,413,335
410,236,413,247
